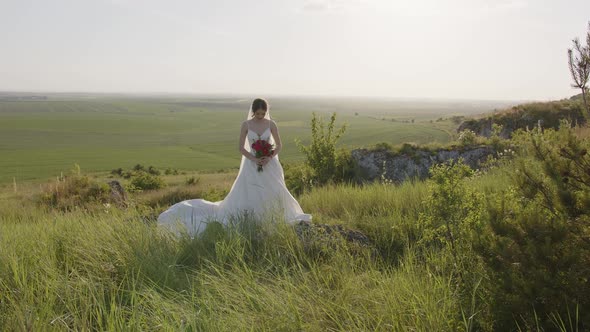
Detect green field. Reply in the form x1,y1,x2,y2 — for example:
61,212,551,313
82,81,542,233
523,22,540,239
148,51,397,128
0,94,516,183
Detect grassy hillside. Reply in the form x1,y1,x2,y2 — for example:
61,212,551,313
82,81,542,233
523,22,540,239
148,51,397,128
0,168,491,331
457,98,586,137
1,112,589,330
5,95,588,330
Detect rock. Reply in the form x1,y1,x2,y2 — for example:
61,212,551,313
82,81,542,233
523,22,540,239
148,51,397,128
108,180,128,207
293,221,371,247
351,146,495,183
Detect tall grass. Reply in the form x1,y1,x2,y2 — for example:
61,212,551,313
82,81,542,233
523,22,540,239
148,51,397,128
0,187,467,331
298,180,431,265
2,161,579,330
299,180,428,221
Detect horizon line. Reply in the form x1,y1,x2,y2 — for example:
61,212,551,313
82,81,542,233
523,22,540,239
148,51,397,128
0,89,551,103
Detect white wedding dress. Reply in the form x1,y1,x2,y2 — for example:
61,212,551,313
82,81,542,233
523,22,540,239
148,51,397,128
157,120,312,237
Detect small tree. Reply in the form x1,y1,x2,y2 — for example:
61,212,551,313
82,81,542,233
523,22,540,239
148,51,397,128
296,112,347,186
567,21,590,117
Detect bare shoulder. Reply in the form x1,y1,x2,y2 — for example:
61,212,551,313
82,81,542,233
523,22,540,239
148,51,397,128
269,119,278,129
241,120,249,130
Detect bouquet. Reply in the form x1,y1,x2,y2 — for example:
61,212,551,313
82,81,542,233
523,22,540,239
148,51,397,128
251,139,274,172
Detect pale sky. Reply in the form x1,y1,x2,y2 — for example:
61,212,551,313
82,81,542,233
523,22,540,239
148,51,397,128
1,0,589,100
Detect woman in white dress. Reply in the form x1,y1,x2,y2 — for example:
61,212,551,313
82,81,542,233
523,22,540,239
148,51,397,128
157,98,312,236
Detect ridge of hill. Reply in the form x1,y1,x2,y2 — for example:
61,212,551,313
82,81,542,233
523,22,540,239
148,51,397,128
457,96,586,138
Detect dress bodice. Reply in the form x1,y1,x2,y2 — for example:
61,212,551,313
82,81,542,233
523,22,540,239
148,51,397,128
246,126,272,154
247,128,272,141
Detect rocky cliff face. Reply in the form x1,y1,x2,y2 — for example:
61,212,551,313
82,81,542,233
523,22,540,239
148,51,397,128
351,146,495,183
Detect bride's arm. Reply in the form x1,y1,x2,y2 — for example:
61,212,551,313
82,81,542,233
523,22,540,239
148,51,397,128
239,121,257,161
270,120,282,157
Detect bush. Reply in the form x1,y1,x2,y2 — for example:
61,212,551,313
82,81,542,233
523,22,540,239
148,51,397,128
147,166,161,175
458,129,477,146
296,112,349,186
373,142,393,151
419,160,480,252
40,173,112,211
488,123,509,152
284,162,314,196
398,142,418,155
130,172,166,191
186,176,200,185
450,115,465,125
412,160,499,330
164,168,179,175
418,159,487,283
474,122,590,329
133,164,145,172
334,148,359,183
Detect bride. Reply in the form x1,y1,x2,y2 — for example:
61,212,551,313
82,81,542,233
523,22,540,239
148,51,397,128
157,98,312,236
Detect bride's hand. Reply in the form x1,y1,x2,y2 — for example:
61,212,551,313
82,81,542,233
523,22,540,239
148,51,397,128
260,156,270,166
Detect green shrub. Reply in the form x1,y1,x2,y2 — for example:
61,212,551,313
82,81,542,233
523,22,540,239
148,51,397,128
418,159,487,280
398,142,418,155
419,160,479,251
40,173,112,211
474,122,590,329
133,164,145,172
147,166,161,175
458,129,477,146
296,112,352,186
450,115,465,125
334,148,360,183
164,168,179,175
110,167,123,176
416,159,494,330
130,172,166,190
373,142,393,151
487,123,510,152
186,176,200,185
283,162,314,196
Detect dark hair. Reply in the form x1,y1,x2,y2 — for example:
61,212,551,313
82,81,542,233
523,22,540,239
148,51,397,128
251,98,268,113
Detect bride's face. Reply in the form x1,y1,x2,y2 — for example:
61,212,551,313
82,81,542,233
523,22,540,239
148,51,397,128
253,109,266,119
